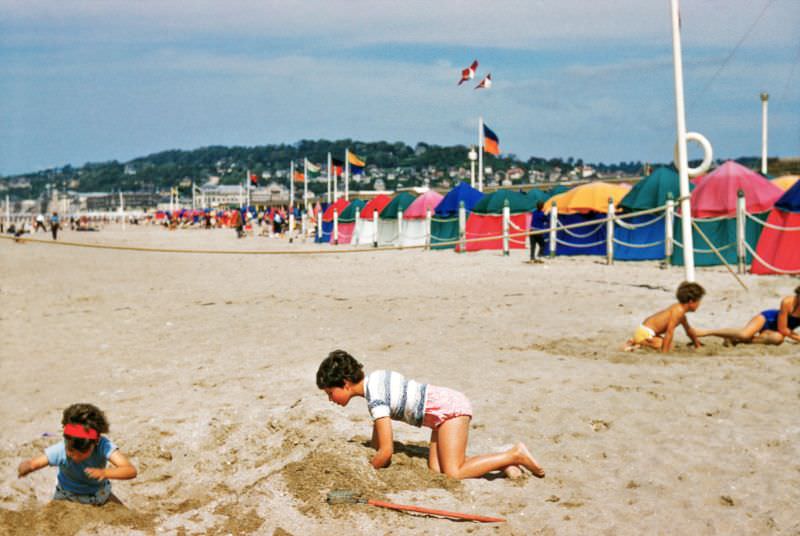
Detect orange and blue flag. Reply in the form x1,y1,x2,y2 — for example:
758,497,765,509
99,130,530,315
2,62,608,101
347,151,365,175
483,124,500,155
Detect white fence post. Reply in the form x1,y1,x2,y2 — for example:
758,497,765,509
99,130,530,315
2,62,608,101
606,197,615,265
549,203,558,257
333,208,339,245
458,201,466,253
502,200,510,256
317,210,323,240
353,207,360,245
288,212,295,243
425,208,432,250
397,209,404,248
372,209,378,248
665,195,674,262
301,211,307,243
736,189,746,274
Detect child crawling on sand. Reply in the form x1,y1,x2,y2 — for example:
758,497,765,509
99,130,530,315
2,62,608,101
316,350,545,480
625,281,704,353
17,403,137,505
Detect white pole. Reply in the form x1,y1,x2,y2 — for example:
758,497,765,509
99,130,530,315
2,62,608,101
353,206,361,245
478,117,484,192
290,161,295,211
502,200,510,256
333,208,339,245
345,149,350,201
5,194,9,229
606,197,615,264
246,169,251,209
238,183,243,209
760,93,769,175
397,209,403,247
192,181,196,210
317,209,323,240
289,212,295,244
327,152,332,203
372,209,378,248
549,203,558,257
303,158,308,212
119,191,125,231
458,201,466,252
169,188,174,214
425,208,432,250
665,196,675,260
469,147,476,189
332,153,338,202
736,190,746,273
670,0,696,282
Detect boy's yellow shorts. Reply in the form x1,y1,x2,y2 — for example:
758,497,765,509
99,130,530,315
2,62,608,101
633,324,656,344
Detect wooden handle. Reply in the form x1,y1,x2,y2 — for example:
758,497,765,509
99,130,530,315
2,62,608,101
367,499,505,523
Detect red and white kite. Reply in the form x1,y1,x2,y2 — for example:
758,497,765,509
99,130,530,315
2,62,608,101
475,73,492,89
458,60,478,85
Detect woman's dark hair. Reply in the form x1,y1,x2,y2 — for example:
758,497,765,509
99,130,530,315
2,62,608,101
316,350,364,389
62,403,109,451
795,285,800,297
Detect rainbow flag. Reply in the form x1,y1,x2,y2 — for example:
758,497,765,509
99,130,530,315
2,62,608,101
483,124,500,156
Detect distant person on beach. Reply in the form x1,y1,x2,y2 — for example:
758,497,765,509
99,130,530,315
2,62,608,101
34,213,46,232
529,201,547,263
17,403,137,505
50,211,60,240
624,281,704,353
316,350,545,480
694,286,800,346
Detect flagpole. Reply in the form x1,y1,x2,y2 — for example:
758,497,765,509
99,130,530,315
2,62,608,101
290,161,295,211
246,169,251,209
303,158,308,212
327,152,332,203
478,116,484,192
670,0,696,282
345,149,350,201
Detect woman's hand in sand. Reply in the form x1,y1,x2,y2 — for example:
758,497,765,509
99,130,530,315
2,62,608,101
84,467,107,480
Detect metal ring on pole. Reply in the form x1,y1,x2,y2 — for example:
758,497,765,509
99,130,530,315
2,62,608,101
674,132,713,177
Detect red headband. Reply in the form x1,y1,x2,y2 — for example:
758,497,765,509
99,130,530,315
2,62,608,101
63,423,99,441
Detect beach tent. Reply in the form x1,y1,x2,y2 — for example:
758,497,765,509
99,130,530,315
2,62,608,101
772,175,799,192
545,182,630,257
672,161,782,267
459,190,533,252
751,179,800,275
431,182,484,249
316,198,349,243
690,161,783,218
353,194,392,246
335,199,366,245
525,189,550,208
615,167,686,261
377,192,417,246
403,190,444,246
546,182,630,215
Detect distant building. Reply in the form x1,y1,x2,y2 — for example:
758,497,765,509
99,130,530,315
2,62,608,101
85,192,161,211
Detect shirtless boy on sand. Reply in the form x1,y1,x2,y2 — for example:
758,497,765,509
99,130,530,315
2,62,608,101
625,281,705,353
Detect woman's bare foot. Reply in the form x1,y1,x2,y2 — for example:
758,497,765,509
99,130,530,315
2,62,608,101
514,443,545,478
503,465,523,479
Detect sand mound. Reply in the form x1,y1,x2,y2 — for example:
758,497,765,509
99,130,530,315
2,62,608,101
0,501,155,536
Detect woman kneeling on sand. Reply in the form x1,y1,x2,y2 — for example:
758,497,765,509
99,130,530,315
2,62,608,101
696,286,800,346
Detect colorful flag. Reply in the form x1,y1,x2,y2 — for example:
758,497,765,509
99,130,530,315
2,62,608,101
330,158,344,176
348,151,365,175
306,161,321,178
483,124,500,155
293,169,305,182
458,60,478,85
475,73,492,90
250,173,259,186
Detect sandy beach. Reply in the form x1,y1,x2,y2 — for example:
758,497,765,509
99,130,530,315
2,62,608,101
1,225,798,535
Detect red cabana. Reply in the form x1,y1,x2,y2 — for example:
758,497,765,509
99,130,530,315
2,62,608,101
691,161,783,218
751,180,800,275
359,194,392,219
322,198,350,222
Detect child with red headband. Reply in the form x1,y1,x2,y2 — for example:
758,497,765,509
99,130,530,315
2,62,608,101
17,403,137,505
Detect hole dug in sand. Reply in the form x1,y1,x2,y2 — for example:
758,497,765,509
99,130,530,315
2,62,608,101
280,436,462,518
0,501,156,536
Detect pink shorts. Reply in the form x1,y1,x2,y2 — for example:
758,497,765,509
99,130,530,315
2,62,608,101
422,385,473,429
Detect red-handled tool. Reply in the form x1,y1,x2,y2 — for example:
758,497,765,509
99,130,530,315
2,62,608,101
326,490,506,523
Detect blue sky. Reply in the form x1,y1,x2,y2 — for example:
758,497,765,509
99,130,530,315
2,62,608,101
1,0,798,175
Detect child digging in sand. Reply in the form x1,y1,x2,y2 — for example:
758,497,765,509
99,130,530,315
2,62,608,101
316,350,545,480
625,281,704,353
17,403,137,505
